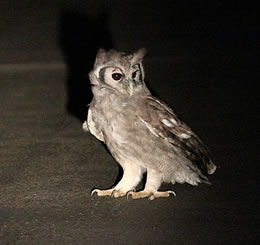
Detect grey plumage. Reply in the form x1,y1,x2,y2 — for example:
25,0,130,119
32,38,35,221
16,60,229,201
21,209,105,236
83,48,216,200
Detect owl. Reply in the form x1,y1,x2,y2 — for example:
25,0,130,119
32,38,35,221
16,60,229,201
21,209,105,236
83,48,216,200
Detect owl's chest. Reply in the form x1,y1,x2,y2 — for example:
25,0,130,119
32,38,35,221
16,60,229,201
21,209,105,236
93,97,140,143
105,106,136,138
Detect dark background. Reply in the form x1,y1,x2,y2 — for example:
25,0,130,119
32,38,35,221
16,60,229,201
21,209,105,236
0,1,258,244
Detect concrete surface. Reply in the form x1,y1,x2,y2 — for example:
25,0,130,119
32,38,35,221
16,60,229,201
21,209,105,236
0,1,258,244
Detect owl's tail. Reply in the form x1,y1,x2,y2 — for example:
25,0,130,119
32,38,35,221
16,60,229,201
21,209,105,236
197,160,216,185
207,160,217,175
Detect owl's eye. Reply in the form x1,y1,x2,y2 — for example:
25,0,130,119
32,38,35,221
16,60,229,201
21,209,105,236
112,73,122,81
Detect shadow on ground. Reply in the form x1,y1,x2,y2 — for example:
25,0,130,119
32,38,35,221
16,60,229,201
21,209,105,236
59,9,113,122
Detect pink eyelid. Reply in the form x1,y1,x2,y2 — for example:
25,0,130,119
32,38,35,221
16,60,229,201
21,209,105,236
112,68,122,73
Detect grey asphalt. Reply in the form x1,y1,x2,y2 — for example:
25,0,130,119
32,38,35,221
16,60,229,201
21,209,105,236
0,1,258,244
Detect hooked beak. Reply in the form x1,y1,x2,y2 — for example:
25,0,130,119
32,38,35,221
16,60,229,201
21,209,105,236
127,80,134,96
121,79,134,96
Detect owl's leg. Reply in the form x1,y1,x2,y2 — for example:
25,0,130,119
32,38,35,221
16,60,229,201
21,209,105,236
91,163,143,198
127,169,176,200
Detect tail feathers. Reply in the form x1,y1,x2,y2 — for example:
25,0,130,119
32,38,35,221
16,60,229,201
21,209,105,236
199,174,211,185
198,160,216,185
207,160,217,175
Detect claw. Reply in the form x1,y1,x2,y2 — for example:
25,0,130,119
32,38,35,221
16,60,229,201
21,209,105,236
168,190,176,197
126,189,136,199
148,195,155,201
126,191,133,199
150,190,176,200
111,189,125,198
90,188,99,196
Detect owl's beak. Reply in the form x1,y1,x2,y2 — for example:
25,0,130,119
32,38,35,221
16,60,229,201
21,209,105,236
127,80,134,96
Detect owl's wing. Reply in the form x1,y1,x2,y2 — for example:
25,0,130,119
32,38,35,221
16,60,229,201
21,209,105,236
86,108,104,142
137,95,216,176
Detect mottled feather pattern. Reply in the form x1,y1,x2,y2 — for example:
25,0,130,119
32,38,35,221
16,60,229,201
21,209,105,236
138,95,215,177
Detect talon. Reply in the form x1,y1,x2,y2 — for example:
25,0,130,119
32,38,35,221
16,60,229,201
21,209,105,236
151,190,176,199
91,189,98,196
127,191,134,199
126,189,137,199
111,189,117,197
148,195,155,201
169,190,176,196
112,189,128,198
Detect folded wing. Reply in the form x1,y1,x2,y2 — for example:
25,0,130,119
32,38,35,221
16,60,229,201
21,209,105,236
137,95,216,177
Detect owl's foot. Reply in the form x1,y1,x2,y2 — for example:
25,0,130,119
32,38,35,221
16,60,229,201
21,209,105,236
127,190,176,200
91,188,127,198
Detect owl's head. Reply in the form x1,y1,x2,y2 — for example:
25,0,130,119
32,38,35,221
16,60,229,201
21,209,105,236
89,48,148,96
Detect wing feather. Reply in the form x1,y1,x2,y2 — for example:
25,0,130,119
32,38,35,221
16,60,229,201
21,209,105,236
137,95,216,176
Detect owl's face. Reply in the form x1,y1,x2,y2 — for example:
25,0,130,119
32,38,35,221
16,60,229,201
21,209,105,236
89,49,147,96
